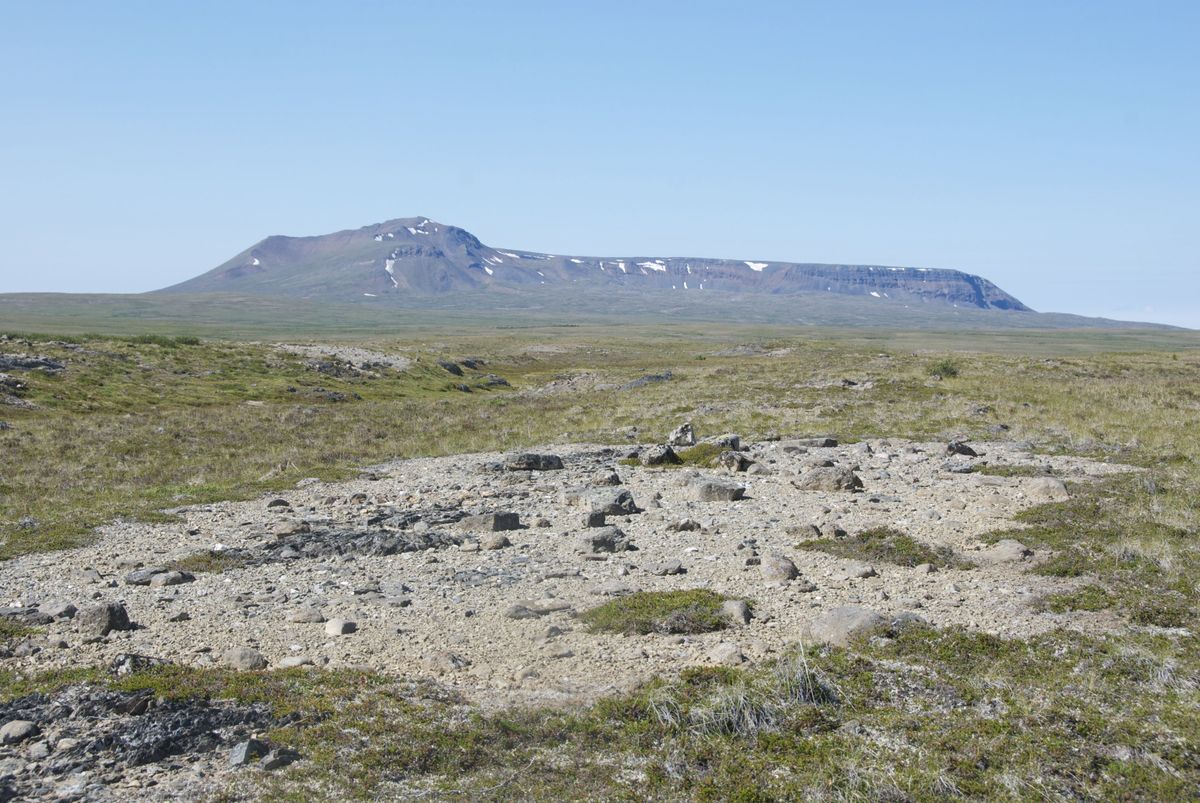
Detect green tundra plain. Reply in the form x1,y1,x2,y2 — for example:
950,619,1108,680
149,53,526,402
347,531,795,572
1,320,1198,800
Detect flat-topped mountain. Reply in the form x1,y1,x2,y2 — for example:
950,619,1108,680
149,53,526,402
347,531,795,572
160,217,1030,311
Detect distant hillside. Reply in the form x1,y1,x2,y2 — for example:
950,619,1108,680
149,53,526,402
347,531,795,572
160,217,1030,312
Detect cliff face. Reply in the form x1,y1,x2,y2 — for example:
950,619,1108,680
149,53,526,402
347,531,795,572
160,217,1030,311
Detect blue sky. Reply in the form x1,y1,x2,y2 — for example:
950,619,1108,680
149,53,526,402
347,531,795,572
1,1,1197,326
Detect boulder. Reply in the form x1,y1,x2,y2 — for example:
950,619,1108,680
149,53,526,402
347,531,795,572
148,571,194,587
288,607,326,623
1028,477,1069,502
640,444,681,466
946,440,979,457
76,603,132,637
123,567,169,586
717,451,754,473
0,720,39,746
804,606,886,647
707,642,745,665
978,539,1033,565
760,554,799,584
223,647,268,671
668,422,697,447
576,526,634,554
794,467,863,492
703,433,742,451
461,512,521,532
721,599,752,625
564,487,639,515
686,478,745,502
480,533,511,550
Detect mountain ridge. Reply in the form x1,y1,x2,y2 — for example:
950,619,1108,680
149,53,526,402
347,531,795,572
159,217,1032,312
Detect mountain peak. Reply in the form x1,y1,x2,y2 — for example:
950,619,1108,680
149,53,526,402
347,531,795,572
159,218,1031,312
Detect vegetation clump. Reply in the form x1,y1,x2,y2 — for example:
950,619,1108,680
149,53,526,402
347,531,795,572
1036,584,1115,613
579,590,738,635
167,550,249,574
796,526,970,568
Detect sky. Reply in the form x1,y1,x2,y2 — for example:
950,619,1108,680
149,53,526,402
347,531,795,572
0,1,1197,327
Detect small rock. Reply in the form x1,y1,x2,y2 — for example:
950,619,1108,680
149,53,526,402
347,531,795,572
651,559,685,576
324,618,357,636
583,511,607,528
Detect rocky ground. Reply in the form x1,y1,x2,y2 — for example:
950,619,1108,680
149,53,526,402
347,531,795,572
0,432,1133,799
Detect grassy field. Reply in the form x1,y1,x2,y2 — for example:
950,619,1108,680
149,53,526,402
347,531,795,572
1,325,1198,799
